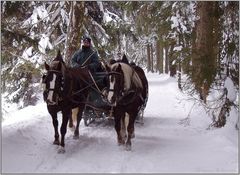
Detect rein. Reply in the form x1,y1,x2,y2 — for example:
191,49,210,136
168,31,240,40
88,70,102,94
70,78,103,97
81,51,96,67
108,71,122,76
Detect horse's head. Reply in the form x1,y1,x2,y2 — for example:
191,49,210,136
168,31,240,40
42,51,65,105
106,55,143,106
105,63,125,106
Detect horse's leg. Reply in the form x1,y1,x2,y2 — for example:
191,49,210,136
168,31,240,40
114,109,125,145
131,125,135,139
120,115,127,141
51,113,60,145
73,104,84,139
58,110,70,153
130,111,136,139
125,113,136,151
124,112,135,139
68,109,74,128
69,107,79,129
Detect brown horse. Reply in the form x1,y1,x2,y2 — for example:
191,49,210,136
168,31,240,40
106,55,148,150
109,55,148,123
42,51,103,153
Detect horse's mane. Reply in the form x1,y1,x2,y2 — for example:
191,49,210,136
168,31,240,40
111,62,143,90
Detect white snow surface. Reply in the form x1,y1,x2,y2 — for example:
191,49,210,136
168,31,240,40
224,77,237,102
2,73,238,173
38,34,53,54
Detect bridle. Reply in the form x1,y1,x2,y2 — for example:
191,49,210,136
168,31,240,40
43,70,64,105
106,70,127,105
107,71,122,93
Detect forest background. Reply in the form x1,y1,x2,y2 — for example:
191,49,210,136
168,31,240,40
1,1,239,128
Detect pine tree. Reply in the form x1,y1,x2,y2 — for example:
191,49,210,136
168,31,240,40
192,1,217,103
64,1,84,65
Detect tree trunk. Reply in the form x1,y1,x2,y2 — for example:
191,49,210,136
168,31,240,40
159,40,163,74
156,40,160,74
150,43,154,72
64,2,85,66
213,89,231,128
178,61,182,90
169,42,177,77
165,45,169,74
117,30,121,53
192,1,217,103
156,39,163,74
147,44,151,72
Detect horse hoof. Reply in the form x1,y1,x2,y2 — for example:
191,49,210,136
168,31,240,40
69,123,75,128
73,134,80,140
53,140,60,145
118,142,124,146
118,140,125,146
125,144,132,151
131,133,135,139
58,147,66,154
69,126,76,132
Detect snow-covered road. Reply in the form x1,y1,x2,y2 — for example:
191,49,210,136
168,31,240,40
2,73,238,173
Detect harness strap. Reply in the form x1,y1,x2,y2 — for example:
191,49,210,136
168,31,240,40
69,78,104,99
118,90,143,106
48,70,62,74
46,88,57,91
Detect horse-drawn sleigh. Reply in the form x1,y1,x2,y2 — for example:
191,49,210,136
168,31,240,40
41,51,148,153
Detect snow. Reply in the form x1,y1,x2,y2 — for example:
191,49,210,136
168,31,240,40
2,73,238,173
23,5,49,28
173,45,183,51
171,16,179,29
38,34,53,54
103,9,121,24
224,77,237,102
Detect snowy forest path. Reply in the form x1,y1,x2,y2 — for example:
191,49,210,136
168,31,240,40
2,73,238,173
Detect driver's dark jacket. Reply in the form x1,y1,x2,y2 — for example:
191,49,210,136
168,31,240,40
71,47,100,72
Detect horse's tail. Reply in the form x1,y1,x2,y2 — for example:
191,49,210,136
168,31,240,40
134,66,149,111
142,81,149,111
